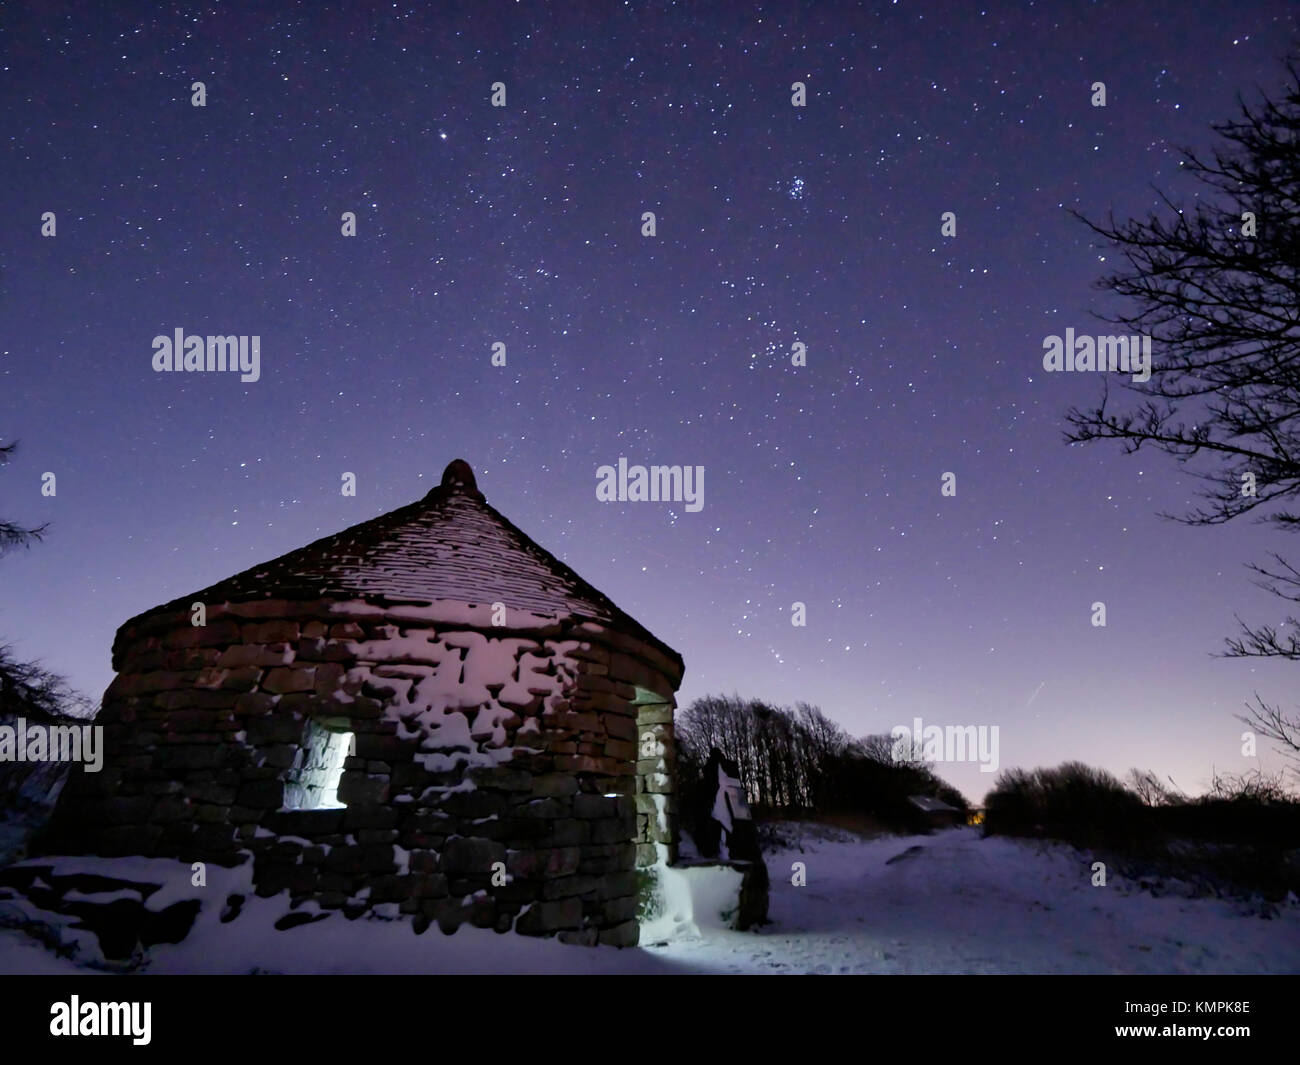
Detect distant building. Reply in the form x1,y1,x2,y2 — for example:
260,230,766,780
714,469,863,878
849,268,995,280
908,794,964,829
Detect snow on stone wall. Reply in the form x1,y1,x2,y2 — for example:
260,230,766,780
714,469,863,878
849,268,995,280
40,597,682,947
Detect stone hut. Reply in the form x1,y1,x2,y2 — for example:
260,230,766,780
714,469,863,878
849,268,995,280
41,460,683,947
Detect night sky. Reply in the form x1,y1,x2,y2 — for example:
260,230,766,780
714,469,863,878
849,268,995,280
3,1,1298,802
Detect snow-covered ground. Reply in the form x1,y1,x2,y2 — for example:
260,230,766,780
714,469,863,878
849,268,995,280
1,825,1295,974
655,825,1299,974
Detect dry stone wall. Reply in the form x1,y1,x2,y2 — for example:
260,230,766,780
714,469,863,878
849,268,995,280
42,598,682,946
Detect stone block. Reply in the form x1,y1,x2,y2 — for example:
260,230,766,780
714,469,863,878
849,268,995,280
237,779,284,808
218,644,292,669
549,710,601,733
336,772,389,805
555,755,618,774
411,873,448,898
154,745,220,771
643,771,674,794
234,692,277,717
573,794,618,819
323,846,367,874
152,796,191,822
604,715,639,742
530,775,577,801
607,655,675,700
165,708,217,733
541,874,600,900
547,819,590,846
603,895,638,923
442,790,509,820
153,689,198,711
478,768,533,793
597,871,638,900
352,732,409,761
193,823,235,851
574,673,635,699
194,804,229,824
580,842,637,876
597,920,639,948
441,836,506,875
345,696,385,720
261,744,298,769
242,621,301,644
407,850,440,873
636,704,675,726
222,667,269,692
592,817,635,844
343,805,399,830
134,670,200,694
515,897,582,935
506,846,581,878
516,797,565,820
570,690,636,717
227,599,297,619
262,667,316,694
297,639,356,664
162,618,242,649
357,829,399,845
604,738,637,761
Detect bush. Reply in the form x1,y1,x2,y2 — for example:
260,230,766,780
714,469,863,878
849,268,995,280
984,762,1300,899
983,761,1155,848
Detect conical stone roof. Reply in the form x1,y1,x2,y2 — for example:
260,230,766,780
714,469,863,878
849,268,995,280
135,460,682,670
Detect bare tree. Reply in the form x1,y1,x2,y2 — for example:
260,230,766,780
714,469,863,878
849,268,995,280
0,644,93,721
1206,766,1294,802
0,441,48,557
1235,695,1300,773
678,696,847,811
858,733,897,764
0,437,89,723
1127,767,1184,806
1065,58,1300,763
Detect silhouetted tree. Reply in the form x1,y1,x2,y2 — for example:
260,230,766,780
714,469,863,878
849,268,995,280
1127,767,1184,807
0,438,88,722
1065,58,1300,766
0,441,47,557
676,695,967,837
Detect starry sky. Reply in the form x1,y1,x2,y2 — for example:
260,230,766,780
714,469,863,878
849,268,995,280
3,1,1298,802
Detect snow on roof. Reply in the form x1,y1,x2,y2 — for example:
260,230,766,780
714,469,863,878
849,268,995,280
133,460,682,668
908,795,959,813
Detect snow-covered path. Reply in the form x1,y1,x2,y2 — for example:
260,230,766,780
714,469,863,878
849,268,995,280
647,826,1300,974
1,826,1295,974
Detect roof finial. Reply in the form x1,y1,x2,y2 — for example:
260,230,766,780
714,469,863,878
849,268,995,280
441,459,477,492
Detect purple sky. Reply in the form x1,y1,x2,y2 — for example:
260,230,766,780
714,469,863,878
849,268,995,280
3,1,1298,802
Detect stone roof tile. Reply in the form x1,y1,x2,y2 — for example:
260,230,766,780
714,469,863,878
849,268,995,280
140,461,682,671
